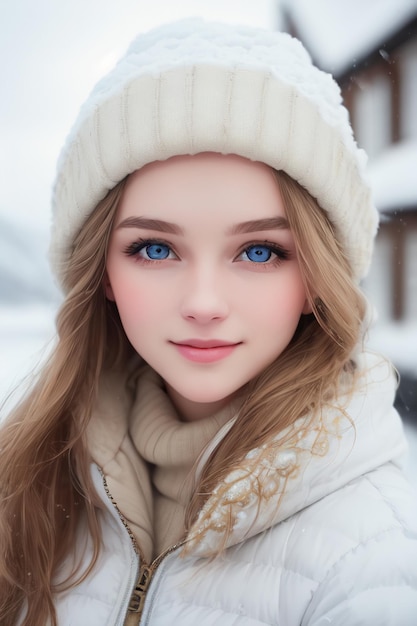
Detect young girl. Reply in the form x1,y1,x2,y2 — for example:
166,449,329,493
1,18,416,626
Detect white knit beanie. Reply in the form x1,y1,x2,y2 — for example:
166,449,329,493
50,18,378,288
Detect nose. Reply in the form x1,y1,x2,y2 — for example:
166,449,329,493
180,265,229,324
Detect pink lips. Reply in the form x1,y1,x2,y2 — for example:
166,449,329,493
171,339,240,363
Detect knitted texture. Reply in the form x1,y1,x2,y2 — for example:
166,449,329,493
50,18,378,287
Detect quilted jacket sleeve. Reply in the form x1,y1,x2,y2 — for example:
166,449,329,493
301,472,417,626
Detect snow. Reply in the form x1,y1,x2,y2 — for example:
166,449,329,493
366,140,417,211
283,0,417,75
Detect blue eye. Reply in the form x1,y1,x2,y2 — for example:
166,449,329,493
244,244,274,263
124,239,175,260
239,243,290,265
142,243,170,260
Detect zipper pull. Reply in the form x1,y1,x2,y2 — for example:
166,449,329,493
126,542,185,624
128,562,153,615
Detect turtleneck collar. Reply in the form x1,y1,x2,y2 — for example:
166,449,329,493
129,367,235,468
87,364,235,561
129,367,236,556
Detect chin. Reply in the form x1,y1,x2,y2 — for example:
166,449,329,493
176,381,242,405
182,390,232,404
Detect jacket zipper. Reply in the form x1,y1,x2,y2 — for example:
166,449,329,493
98,468,185,625
127,541,184,624
99,468,141,556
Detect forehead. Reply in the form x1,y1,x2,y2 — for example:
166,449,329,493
116,153,287,227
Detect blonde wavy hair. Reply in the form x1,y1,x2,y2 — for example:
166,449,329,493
0,169,366,626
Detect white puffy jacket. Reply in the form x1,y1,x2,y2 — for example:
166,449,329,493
53,355,417,625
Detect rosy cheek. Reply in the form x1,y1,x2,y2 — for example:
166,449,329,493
244,277,304,319
114,273,164,320
111,275,134,306
107,266,136,308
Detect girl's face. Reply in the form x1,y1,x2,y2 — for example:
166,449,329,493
105,153,311,421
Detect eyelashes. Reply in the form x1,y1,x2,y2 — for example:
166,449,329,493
239,243,290,264
123,238,176,261
123,238,291,266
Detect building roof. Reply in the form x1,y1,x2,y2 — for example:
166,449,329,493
283,0,417,76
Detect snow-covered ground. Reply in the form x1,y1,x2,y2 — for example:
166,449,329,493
1,303,416,491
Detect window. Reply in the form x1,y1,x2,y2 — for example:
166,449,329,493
354,72,392,158
400,40,417,140
405,228,417,321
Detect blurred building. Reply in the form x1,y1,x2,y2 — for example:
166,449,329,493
282,0,417,325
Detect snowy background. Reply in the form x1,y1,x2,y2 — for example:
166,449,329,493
1,0,416,488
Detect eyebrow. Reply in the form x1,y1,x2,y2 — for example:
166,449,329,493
116,217,184,234
227,217,290,234
115,215,289,235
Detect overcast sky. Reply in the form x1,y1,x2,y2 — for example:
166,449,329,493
0,0,281,244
